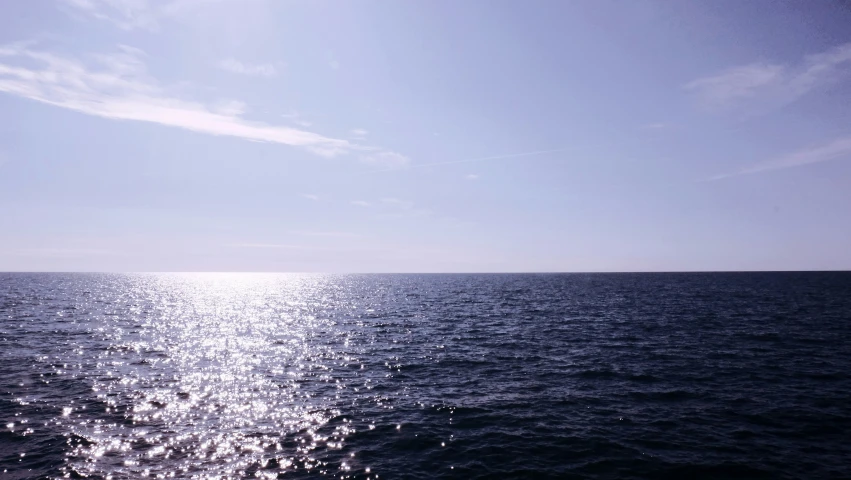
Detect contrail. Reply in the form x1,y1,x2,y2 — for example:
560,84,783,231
367,147,573,173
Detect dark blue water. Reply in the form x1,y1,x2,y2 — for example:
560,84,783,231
1,273,850,479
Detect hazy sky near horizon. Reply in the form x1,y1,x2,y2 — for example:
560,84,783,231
1,0,851,272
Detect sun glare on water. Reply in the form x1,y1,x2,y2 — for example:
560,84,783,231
59,273,367,478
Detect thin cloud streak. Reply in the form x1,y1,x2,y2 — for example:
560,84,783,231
217,58,278,77
708,135,851,180
59,0,160,30
380,198,415,210
0,42,408,162
59,0,214,31
281,111,313,127
226,243,315,250
685,42,851,112
226,243,386,253
10,247,120,257
291,231,363,238
366,147,573,173
360,151,410,168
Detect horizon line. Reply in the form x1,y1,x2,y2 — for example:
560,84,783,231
1,270,849,274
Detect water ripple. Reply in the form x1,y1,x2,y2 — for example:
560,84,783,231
1,272,850,479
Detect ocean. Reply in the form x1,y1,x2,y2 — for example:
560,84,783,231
1,272,850,479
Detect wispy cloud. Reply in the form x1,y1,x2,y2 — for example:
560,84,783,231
11,247,119,257
380,197,413,209
465,173,479,180
366,147,571,173
300,193,320,201
217,58,278,78
359,151,410,168
686,64,784,108
211,99,247,116
0,42,407,162
351,200,371,207
226,243,314,250
685,42,851,112
709,135,851,180
350,128,368,139
281,111,313,127
59,0,160,30
59,0,216,30
226,242,382,253
376,197,431,219
291,230,363,238
642,122,671,130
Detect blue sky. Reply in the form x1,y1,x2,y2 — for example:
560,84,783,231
1,0,850,272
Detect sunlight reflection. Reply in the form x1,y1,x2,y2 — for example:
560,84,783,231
62,273,363,478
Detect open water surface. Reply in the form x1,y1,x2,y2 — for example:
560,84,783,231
1,272,850,479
